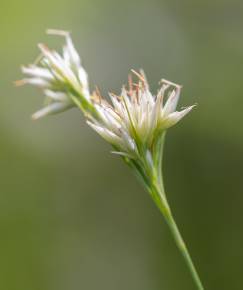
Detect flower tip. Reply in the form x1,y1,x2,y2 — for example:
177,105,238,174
31,108,50,120
180,104,197,117
187,103,197,111
31,112,42,121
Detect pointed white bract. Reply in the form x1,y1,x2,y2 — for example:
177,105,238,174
17,29,91,119
87,72,195,158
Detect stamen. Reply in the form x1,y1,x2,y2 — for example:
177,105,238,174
14,79,27,86
160,78,182,89
128,73,133,97
46,29,70,37
131,69,146,83
91,91,100,103
95,86,102,103
109,92,121,101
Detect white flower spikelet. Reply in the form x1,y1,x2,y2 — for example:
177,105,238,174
87,71,195,158
16,29,91,119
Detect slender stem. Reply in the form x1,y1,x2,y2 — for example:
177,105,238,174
165,210,204,290
150,183,204,290
132,132,204,289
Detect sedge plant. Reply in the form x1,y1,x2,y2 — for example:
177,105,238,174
16,29,204,290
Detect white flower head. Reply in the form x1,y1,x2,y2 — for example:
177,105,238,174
87,70,195,159
16,29,93,119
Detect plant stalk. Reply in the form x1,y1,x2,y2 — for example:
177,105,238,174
150,182,204,290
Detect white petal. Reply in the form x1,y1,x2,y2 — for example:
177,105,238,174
146,150,153,168
66,35,81,67
32,102,72,120
87,121,122,145
163,87,181,115
120,129,136,152
22,66,53,80
63,45,71,66
162,105,195,128
78,67,88,87
24,78,50,88
150,86,165,129
44,90,68,101
109,94,122,112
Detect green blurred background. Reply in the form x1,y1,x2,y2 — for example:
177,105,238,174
1,0,243,289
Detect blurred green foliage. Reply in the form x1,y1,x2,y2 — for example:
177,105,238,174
0,0,243,289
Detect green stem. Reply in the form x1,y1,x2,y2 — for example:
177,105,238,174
150,183,204,290
130,132,204,289
165,210,204,290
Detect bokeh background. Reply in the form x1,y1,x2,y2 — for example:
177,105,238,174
1,0,243,289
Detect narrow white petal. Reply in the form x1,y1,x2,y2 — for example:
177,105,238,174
66,35,81,67
151,86,165,129
44,90,68,101
157,83,170,108
87,121,122,145
163,87,181,115
145,150,153,169
22,66,53,80
24,78,50,88
63,45,71,66
162,105,195,128
109,94,122,113
78,67,88,87
32,102,72,120
120,129,136,152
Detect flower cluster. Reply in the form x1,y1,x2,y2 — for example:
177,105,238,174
17,30,194,162
88,71,194,159
16,29,92,119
